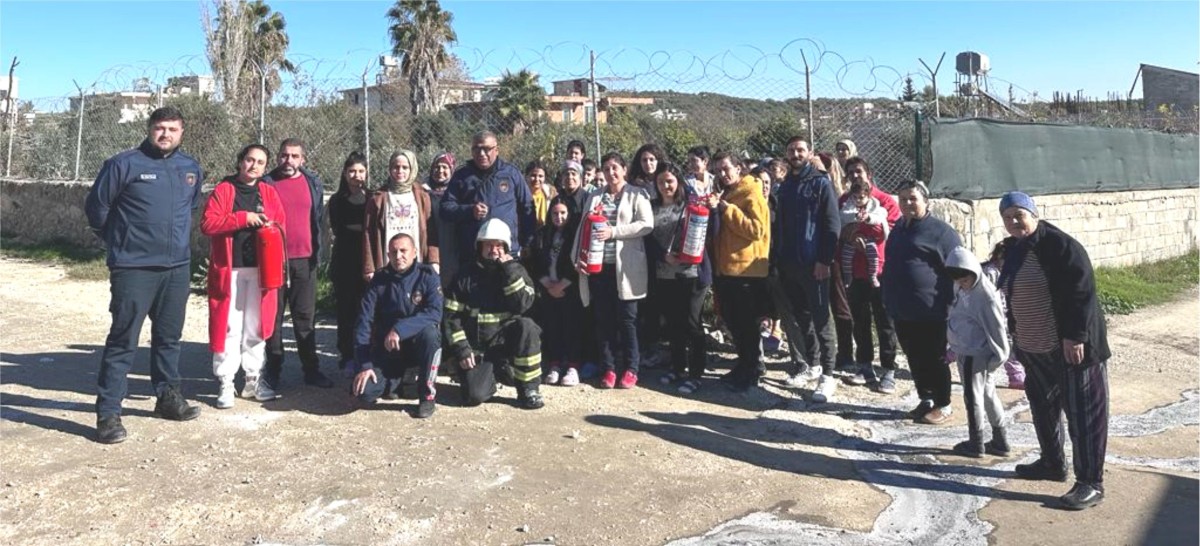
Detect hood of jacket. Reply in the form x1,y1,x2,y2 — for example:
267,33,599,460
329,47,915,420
946,246,983,288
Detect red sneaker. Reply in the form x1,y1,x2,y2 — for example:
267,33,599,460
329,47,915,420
599,370,617,389
617,370,638,389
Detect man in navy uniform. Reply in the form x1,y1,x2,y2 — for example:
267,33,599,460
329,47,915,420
351,233,443,418
85,106,204,444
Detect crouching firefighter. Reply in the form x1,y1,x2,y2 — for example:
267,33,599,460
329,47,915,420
352,233,444,418
444,219,545,409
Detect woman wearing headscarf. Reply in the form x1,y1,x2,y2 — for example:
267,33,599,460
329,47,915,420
425,151,458,287
363,149,440,280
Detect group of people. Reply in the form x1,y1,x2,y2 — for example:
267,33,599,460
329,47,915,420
84,107,1111,511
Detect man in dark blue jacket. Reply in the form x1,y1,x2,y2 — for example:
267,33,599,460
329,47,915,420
352,233,443,418
774,137,842,403
262,138,333,394
85,106,204,444
439,131,534,264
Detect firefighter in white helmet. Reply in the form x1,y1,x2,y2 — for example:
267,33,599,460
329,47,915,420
443,218,544,409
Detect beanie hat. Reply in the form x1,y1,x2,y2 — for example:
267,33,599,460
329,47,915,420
562,160,583,175
999,191,1037,216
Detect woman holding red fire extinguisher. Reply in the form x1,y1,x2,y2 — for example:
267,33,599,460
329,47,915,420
201,144,288,409
646,163,715,395
573,152,654,389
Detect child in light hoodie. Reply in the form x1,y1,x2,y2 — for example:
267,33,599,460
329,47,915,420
944,246,1011,458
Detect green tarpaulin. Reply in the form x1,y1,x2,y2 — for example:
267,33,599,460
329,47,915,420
929,118,1199,199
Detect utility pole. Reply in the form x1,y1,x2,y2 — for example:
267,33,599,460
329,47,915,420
73,79,86,181
3,56,19,177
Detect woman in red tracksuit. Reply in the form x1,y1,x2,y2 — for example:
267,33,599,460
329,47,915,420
201,144,287,409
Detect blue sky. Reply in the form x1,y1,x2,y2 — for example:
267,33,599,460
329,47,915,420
1,1,1197,106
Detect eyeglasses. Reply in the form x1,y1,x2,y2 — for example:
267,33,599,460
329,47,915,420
472,145,497,154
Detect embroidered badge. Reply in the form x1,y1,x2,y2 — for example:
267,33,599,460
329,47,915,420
498,180,510,193
139,173,157,180
185,173,197,186
411,290,423,305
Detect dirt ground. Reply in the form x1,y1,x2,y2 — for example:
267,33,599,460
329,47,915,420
1,256,1197,546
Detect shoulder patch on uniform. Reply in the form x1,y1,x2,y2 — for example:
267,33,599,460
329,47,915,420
186,173,197,186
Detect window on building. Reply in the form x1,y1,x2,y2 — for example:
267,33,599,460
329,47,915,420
584,104,595,124
562,106,573,123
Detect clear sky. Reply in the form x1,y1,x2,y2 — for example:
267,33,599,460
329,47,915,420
1,1,1197,106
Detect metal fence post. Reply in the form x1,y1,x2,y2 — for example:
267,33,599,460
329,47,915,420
3,57,17,177
801,51,813,145
914,108,923,180
590,50,600,162
361,68,370,180
73,80,85,181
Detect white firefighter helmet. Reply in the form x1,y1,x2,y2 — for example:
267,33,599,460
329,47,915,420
475,218,511,251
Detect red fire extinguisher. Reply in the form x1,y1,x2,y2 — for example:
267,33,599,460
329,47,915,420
577,205,607,274
257,221,286,289
677,200,709,265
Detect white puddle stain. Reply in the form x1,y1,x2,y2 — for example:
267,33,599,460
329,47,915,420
667,389,1199,546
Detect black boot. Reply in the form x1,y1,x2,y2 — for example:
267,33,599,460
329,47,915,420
985,426,1011,456
415,398,436,419
1015,458,1069,482
154,386,202,421
96,415,127,444
518,383,544,410
952,426,984,458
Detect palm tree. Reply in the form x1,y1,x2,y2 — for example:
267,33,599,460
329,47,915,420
239,0,296,108
203,0,294,118
495,69,546,134
387,0,458,116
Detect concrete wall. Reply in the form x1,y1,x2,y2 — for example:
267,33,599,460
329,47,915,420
0,179,334,265
4,179,1196,269
931,187,1199,267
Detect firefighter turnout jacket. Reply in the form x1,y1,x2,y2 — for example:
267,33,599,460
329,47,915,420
443,259,542,384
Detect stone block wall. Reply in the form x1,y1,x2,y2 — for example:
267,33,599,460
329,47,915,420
3,179,1196,269
931,188,1199,267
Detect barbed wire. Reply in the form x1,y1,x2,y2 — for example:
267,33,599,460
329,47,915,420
3,43,1188,189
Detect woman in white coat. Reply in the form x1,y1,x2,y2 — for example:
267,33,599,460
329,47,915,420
573,152,653,389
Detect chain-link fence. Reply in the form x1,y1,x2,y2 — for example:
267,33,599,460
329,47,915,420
12,42,1188,196
1,43,930,193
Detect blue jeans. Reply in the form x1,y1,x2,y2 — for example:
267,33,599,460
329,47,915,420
590,267,639,373
96,264,190,418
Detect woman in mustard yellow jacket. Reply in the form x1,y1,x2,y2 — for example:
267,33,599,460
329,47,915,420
706,151,771,392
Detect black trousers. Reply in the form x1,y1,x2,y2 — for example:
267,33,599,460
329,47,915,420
540,288,583,366
1020,348,1110,487
660,276,707,379
265,257,319,384
458,317,543,405
330,252,366,363
847,279,898,368
713,276,767,382
778,263,835,374
894,319,951,407
357,324,441,404
96,264,190,417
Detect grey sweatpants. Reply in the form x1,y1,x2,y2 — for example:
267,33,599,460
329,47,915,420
957,355,1007,437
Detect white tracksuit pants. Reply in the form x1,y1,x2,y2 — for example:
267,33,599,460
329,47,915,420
212,267,265,382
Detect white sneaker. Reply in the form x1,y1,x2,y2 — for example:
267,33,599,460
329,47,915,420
254,378,280,401
560,367,580,387
242,376,259,399
811,374,838,403
544,367,561,385
785,365,822,387
216,381,236,409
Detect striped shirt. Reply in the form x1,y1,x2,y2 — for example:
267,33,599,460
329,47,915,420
1009,251,1060,353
